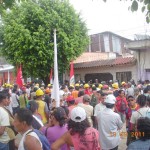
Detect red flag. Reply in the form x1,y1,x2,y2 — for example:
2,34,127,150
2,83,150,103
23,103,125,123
50,68,53,84
70,61,75,85
16,65,23,87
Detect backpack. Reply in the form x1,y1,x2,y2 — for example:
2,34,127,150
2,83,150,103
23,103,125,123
120,99,127,111
26,129,50,150
90,94,98,108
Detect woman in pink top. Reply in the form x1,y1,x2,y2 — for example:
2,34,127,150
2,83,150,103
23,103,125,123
51,107,101,150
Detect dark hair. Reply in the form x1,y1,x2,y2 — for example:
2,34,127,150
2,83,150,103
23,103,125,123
28,100,38,113
95,83,99,88
52,107,67,127
15,108,33,126
92,86,96,91
75,86,79,91
0,91,8,102
105,103,114,109
101,92,107,97
68,100,75,105
2,89,10,99
78,90,84,97
33,87,38,92
137,117,150,140
147,85,150,91
118,90,124,94
61,106,69,117
60,85,66,90
128,95,134,99
12,88,17,93
68,118,90,136
137,95,147,107
143,88,148,94
13,84,18,89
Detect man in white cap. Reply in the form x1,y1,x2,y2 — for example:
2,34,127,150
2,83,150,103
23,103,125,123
97,94,123,150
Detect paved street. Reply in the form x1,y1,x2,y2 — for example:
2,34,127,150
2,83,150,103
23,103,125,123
118,123,127,150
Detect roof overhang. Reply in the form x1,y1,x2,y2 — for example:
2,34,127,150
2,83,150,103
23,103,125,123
0,65,14,72
125,40,150,51
74,57,136,69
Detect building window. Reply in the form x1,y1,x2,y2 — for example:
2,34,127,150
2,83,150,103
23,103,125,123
103,34,110,52
75,74,81,82
112,35,121,54
116,71,132,83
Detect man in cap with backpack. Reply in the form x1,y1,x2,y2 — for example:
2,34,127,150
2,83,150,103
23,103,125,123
13,108,50,150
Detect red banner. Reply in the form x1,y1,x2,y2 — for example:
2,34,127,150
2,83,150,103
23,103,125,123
16,65,23,87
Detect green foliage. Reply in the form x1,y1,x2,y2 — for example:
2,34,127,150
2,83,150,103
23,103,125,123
1,0,89,84
130,0,150,23
131,0,138,11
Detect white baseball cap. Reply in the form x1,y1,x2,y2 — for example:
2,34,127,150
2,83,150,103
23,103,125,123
104,94,116,104
70,107,86,122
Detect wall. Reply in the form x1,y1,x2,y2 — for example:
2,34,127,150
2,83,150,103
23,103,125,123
134,49,150,80
63,64,137,83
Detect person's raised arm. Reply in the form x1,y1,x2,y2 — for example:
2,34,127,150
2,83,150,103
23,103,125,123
51,131,73,150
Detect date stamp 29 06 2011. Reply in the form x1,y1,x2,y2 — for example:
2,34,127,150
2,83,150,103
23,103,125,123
110,131,145,137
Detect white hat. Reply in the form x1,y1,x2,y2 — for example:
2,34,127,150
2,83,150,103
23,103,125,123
70,107,86,122
105,94,116,104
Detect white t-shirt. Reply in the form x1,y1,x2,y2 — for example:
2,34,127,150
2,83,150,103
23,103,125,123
18,129,42,150
11,93,19,108
130,107,150,125
97,108,123,150
94,102,106,117
0,107,10,143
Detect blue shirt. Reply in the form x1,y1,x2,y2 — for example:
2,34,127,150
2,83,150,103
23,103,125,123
127,139,150,150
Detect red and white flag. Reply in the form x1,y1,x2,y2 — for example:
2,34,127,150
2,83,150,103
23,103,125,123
70,61,75,85
16,65,23,87
49,68,53,84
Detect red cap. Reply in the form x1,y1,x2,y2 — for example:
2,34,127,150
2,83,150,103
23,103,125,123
66,95,74,102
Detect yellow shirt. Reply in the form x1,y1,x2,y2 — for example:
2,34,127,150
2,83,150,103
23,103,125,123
36,100,48,124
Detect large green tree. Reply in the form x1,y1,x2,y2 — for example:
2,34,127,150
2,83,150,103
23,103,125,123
1,0,89,84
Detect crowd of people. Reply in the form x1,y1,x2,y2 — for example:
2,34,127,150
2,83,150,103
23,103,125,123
0,79,150,150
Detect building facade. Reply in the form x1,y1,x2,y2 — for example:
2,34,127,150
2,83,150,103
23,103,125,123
64,32,137,84
126,40,150,81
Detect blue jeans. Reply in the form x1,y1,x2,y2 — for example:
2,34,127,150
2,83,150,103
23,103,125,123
0,142,9,150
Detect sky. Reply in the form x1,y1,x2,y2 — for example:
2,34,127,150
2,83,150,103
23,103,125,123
69,0,150,40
